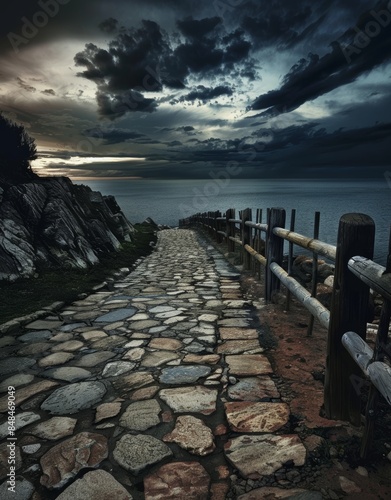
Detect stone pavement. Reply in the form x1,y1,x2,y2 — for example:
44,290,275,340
0,229,321,499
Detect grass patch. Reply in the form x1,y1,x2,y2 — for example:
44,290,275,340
0,223,157,325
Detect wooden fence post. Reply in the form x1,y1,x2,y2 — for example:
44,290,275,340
265,208,286,302
226,208,235,253
214,211,222,243
242,208,252,271
324,213,375,425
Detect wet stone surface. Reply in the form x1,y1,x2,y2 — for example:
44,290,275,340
0,229,315,499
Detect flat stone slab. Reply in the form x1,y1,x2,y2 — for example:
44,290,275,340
226,355,273,376
38,352,74,367
141,351,180,367
19,330,52,342
238,488,320,500
228,377,280,401
198,313,219,323
50,333,73,342
28,416,77,440
102,361,136,378
0,357,36,376
0,374,34,393
113,372,155,393
113,434,172,474
74,351,115,367
56,470,133,500
144,462,210,499
217,339,261,354
183,354,221,364
120,399,161,431
0,380,58,412
0,336,16,348
129,320,161,330
155,310,184,319
219,328,258,340
60,322,86,332
224,434,307,479
159,365,211,385
123,348,145,361
163,415,215,456
80,330,107,341
225,402,290,433
95,308,137,323
17,342,52,356
131,386,159,401
218,318,251,327
149,306,175,314
26,319,63,330
51,340,84,352
40,432,108,489
95,402,122,423
159,386,217,415
148,338,183,351
0,478,34,500
42,367,91,382
41,381,107,415
0,412,41,439
90,335,127,350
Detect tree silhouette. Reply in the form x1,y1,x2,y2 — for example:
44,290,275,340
0,113,38,182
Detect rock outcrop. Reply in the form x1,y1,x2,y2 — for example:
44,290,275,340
0,176,134,281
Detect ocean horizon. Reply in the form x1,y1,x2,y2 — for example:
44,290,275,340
75,177,391,264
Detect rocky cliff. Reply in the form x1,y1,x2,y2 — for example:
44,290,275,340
0,176,135,281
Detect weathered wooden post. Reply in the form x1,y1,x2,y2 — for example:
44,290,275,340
324,213,375,425
307,211,321,337
265,208,286,302
241,208,252,271
215,211,222,243
226,208,235,253
286,209,296,311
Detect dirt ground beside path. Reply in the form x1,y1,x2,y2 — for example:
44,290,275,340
241,273,391,500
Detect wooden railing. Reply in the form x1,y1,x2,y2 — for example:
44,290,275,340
180,208,391,457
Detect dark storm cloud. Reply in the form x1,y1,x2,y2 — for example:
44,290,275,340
74,13,255,118
179,85,233,103
95,90,158,119
41,88,55,96
177,16,222,39
83,127,146,145
17,77,36,93
237,0,371,49
240,1,314,48
249,1,391,116
99,18,119,33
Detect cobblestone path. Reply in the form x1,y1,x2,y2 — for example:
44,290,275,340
0,229,320,499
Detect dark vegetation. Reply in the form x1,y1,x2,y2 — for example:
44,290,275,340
0,113,38,184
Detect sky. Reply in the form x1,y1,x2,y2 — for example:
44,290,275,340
0,0,391,179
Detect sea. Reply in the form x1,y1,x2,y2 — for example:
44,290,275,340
75,178,391,264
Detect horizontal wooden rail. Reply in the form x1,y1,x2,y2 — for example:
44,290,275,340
229,236,242,245
342,331,373,376
228,218,242,224
343,331,391,406
217,231,227,237
273,227,337,261
368,362,391,405
269,262,330,329
244,244,267,267
245,221,268,232
348,256,391,301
